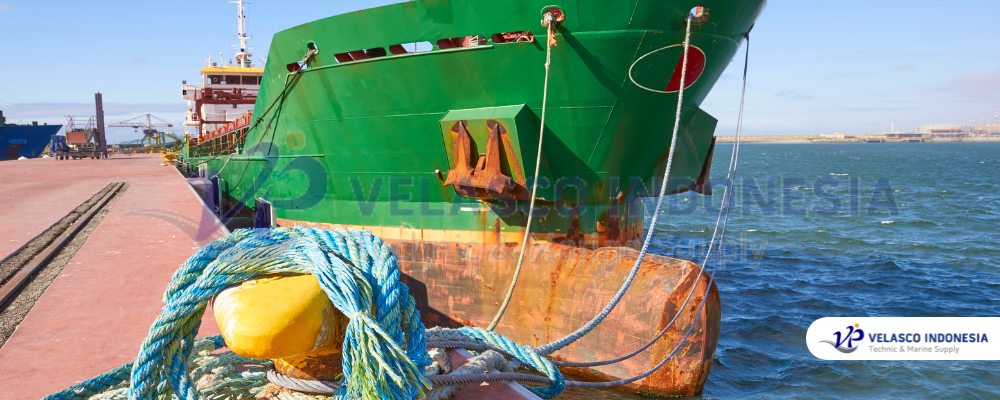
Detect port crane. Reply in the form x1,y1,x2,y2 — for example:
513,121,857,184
110,114,175,146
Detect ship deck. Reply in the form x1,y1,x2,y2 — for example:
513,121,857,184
0,155,535,400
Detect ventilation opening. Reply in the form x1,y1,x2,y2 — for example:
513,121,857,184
348,50,369,60
436,35,488,50
334,49,375,63
389,41,433,55
365,47,387,58
334,52,353,63
491,31,535,44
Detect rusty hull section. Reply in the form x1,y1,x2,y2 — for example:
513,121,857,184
392,239,720,396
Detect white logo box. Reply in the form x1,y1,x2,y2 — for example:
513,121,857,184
806,317,999,360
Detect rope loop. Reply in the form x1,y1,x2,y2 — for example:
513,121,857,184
130,227,431,400
50,228,564,399
430,327,565,398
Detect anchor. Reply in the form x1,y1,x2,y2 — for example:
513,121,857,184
443,120,529,201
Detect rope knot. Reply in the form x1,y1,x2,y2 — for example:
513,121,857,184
541,7,564,47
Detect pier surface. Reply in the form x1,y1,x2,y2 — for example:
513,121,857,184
0,155,226,399
0,155,537,400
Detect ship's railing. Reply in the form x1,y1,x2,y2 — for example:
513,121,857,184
183,84,259,105
189,112,252,158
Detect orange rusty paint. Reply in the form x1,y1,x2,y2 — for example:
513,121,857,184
278,219,719,396
277,217,643,249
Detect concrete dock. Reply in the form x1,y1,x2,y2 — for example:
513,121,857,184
0,155,226,399
0,155,535,399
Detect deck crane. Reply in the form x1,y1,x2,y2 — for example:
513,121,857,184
110,114,175,146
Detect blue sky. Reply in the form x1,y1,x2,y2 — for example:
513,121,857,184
1,1,998,142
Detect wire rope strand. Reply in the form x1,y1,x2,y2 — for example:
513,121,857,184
554,31,752,368
536,15,695,356
486,15,558,331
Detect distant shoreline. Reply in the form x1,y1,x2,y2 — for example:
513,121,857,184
715,134,1000,144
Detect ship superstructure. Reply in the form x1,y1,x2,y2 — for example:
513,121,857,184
181,0,261,137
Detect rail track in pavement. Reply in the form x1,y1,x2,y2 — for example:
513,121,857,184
0,182,127,346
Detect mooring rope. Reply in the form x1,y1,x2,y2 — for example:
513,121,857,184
554,31,753,369
46,227,564,400
199,71,300,167
47,12,755,400
222,71,303,190
46,335,230,400
266,370,341,395
486,11,559,331
132,228,433,400
536,13,696,356
261,329,565,399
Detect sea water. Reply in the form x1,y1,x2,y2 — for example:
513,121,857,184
563,142,999,399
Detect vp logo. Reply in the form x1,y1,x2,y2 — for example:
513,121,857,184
820,323,865,353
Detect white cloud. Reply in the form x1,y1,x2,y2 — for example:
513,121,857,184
941,70,1000,101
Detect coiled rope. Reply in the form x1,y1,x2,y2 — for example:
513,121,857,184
135,227,432,400
45,227,564,400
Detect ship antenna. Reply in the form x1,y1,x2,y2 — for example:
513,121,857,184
232,0,253,67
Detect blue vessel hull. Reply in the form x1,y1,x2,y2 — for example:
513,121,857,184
0,124,62,160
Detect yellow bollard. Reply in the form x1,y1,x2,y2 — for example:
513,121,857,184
213,274,348,380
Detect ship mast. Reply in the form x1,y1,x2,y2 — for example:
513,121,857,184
233,0,252,68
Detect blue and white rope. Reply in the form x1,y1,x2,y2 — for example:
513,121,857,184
45,227,564,400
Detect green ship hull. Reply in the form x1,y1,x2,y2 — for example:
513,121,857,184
184,0,764,396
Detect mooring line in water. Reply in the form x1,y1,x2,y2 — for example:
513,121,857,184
486,10,560,332
535,13,696,356
555,31,753,370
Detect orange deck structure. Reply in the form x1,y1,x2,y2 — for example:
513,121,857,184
0,155,535,399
